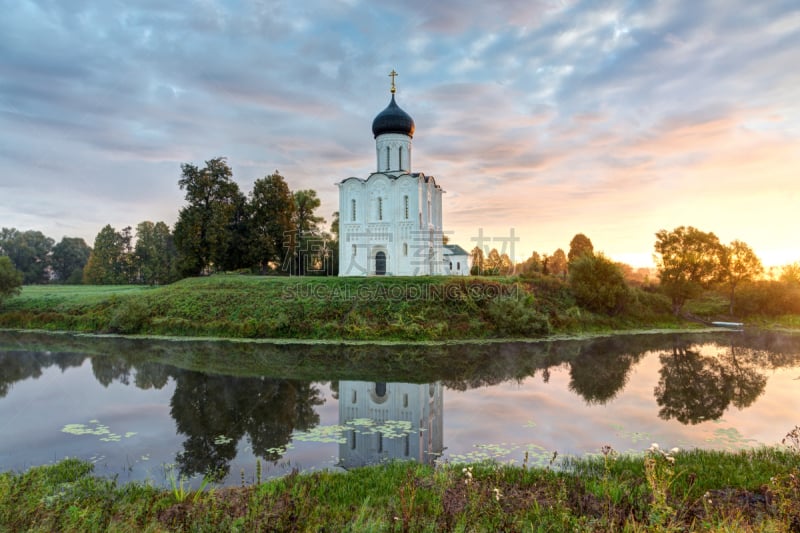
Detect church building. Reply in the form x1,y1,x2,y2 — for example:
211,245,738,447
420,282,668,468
338,72,445,276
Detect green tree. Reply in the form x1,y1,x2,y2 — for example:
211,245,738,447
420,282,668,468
173,157,243,276
548,248,568,279
718,240,763,315
568,233,594,264
83,225,130,284
51,237,91,284
484,248,502,275
470,246,484,275
0,228,54,284
568,253,629,315
134,221,177,285
654,226,722,315
291,189,325,275
248,172,296,273
779,262,800,285
0,256,23,304
519,251,543,275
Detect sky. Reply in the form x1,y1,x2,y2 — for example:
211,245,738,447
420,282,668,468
1,0,798,268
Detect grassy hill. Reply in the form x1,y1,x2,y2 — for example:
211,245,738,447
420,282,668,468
0,274,677,341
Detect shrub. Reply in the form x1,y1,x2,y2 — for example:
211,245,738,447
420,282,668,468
486,294,551,337
0,256,23,305
568,253,630,315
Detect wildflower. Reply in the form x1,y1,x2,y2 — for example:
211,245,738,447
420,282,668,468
670,447,680,454
492,487,502,501
649,443,660,452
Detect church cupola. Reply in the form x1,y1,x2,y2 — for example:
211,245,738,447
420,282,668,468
373,70,414,173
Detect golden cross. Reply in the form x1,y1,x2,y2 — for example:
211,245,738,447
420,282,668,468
389,69,398,93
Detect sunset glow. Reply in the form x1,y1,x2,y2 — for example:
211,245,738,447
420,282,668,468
1,2,798,268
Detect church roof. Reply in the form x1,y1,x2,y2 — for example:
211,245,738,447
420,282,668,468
372,94,415,138
443,244,469,256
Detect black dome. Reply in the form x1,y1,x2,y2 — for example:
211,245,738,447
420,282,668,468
371,94,415,138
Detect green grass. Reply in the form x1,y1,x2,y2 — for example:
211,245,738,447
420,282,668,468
2,447,799,532
0,275,681,341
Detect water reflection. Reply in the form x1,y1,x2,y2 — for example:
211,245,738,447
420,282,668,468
655,340,768,424
0,330,799,482
338,381,443,469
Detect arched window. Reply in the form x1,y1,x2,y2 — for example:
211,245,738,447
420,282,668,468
351,198,356,221
457,261,461,271
403,242,408,256
403,195,409,219
399,146,403,170
386,146,390,170
377,197,383,221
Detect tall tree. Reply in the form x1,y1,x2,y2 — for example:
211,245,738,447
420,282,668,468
718,240,763,315
470,246,484,275
291,189,325,275
568,233,594,264
0,256,23,304
519,251,543,275
51,237,91,284
173,157,243,276
83,225,129,284
549,248,568,279
248,172,296,273
779,262,800,285
0,228,54,284
484,248,503,275
654,226,722,315
134,221,177,285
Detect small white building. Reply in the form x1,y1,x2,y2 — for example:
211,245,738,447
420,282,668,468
338,74,445,276
443,244,470,276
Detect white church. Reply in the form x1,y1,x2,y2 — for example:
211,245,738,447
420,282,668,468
338,72,469,276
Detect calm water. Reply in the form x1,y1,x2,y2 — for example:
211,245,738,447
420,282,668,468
0,330,798,487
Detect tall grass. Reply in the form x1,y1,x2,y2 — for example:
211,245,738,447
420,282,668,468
2,445,799,532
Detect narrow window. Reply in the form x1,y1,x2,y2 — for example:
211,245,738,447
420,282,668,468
378,432,383,453
457,261,461,271
403,393,408,408
399,146,404,170
351,430,357,450
351,198,356,221
352,390,357,403
352,244,357,256
403,195,409,219
378,197,383,221
403,242,408,256
386,146,390,170
449,261,453,270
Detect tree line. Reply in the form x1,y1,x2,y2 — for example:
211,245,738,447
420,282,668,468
0,157,336,294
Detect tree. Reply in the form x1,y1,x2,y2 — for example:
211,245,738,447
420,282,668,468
51,237,91,284
173,157,243,276
780,262,800,285
484,248,502,275
0,256,23,304
0,228,54,284
717,240,763,315
654,226,721,315
548,248,568,279
134,221,177,285
568,233,594,264
470,246,484,275
248,172,296,273
568,253,629,315
83,225,130,284
291,189,325,275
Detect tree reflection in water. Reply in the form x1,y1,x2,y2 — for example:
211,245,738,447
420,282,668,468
655,340,768,424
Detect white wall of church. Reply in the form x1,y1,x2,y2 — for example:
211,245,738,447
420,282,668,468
375,133,412,173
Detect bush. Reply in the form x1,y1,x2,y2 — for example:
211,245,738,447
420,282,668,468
568,254,629,315
0,256,23,305
486,294,551,337
734,280,800,316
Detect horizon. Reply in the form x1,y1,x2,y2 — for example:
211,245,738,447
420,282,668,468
2,2,798,270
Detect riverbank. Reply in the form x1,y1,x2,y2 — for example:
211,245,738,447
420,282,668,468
0,275,683,341
2,444,799,532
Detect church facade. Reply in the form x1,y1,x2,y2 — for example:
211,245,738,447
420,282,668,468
337,74,444,276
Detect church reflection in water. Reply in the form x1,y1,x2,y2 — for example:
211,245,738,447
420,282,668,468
337,381,443,469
